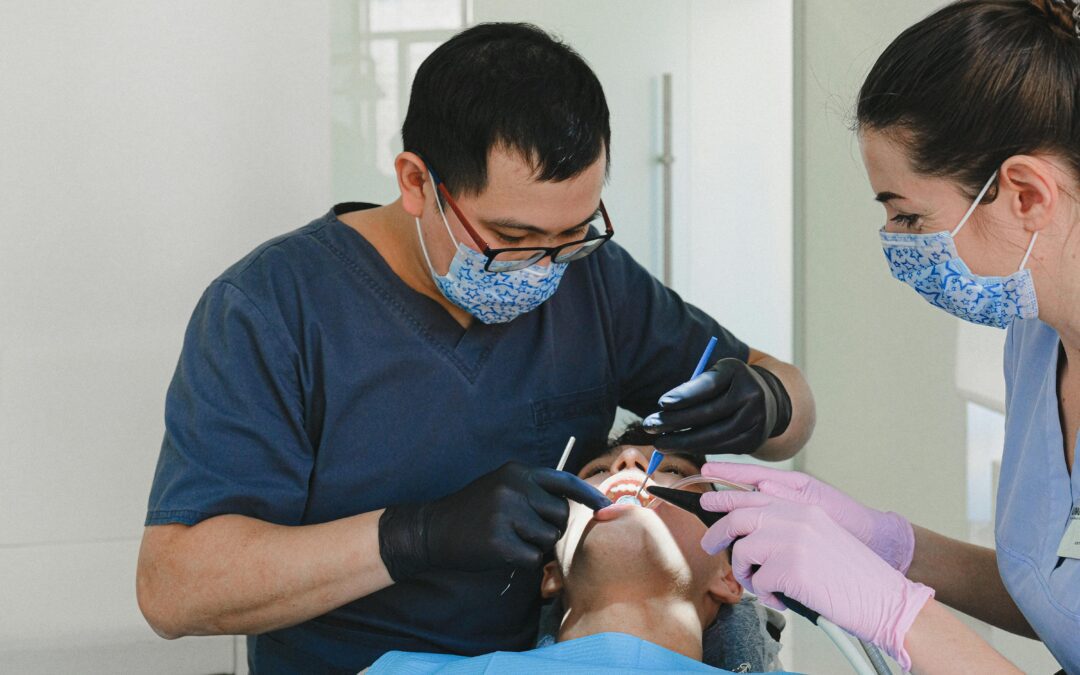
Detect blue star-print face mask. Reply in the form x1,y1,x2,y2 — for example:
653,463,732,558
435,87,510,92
415,173,568,324
880,171,1039,329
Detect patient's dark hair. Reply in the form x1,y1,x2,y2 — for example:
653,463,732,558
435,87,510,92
567,422,704,475
402,22,610,197
857,0,1080,200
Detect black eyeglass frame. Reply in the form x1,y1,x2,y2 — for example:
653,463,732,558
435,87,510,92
429,167,615,272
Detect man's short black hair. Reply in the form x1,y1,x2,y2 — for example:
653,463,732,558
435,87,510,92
402,22,610,196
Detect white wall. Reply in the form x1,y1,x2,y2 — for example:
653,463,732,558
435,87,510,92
0,2,331,670
687,0,793,361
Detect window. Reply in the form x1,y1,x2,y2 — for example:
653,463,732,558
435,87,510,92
331,0,470,201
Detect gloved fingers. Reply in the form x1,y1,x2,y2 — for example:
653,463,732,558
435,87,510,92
522,484,571,531
727,535,780,608
701,506,766,555
701,461,807,490
498,534,545,569
700,490,778,513
641,392,745,435
651,413,765,454
511,517,562,553
743,561,791,612
656,363,738,411
532,467,612,511
755,480,810,505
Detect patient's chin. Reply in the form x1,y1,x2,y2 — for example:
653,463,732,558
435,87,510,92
569,506,694,583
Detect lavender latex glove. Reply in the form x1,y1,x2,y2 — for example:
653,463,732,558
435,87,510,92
701,491,934,671
702,462,915,573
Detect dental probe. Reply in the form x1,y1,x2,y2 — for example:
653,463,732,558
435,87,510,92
555,436,576,472
632,450,664,502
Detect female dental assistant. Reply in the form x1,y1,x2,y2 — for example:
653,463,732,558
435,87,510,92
666,1,1080,673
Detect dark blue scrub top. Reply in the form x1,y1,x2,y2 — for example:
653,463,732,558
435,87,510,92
146,203,748,674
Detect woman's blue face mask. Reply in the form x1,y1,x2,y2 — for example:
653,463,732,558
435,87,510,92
879,172,1039,329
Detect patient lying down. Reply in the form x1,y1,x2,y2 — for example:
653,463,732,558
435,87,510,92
543,434,743,662
368,425,789,673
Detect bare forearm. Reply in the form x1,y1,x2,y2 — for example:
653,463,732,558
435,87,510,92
137,510,392,638
905,598,1021,674
907,525,1035,638
750,355,815,462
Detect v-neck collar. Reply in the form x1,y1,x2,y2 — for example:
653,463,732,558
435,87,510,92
317,204,507,383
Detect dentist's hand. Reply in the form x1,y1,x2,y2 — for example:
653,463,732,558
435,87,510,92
642,358,792,455
701,491,934,672
702,462,915,572
378,461,611,580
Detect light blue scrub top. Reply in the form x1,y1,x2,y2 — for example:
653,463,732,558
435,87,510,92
367,632,799,674
999,318,1080,673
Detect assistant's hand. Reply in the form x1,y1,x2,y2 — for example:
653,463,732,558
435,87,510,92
641,358,792,455
700,491,934,671
702,462,915,572
378,461,611,580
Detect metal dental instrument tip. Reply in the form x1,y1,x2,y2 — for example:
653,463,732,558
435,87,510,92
634,449,665,500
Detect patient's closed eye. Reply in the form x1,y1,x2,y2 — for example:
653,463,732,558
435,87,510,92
583,466,610,479
659,461,692,477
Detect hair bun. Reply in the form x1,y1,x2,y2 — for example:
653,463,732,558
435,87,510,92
1032,0,1080,38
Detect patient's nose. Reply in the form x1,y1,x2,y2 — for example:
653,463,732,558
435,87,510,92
611,446,651,474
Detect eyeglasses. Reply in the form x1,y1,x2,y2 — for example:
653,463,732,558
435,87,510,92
429,170,615,273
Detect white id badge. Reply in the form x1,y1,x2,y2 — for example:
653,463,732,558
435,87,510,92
1058,506,1080,560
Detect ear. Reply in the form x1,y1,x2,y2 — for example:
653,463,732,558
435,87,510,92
998,155,1059,234
540,560,564,600
395,151,432,218
706,557,743,606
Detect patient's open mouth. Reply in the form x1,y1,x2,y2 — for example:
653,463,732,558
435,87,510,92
599,472,656,507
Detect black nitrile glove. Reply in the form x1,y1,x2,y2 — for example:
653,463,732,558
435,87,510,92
641,358,792,455
378,461,611,582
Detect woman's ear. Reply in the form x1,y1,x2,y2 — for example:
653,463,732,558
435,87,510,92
707,557,743,605
999,155,1059,234
396,151,431,218
540,560,564,600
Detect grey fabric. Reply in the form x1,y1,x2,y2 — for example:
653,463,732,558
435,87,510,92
536,596,785,672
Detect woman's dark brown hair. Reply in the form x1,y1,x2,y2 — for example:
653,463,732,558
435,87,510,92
857,0,1080,199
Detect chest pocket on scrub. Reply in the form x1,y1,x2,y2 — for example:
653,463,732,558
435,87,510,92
530,382,616,468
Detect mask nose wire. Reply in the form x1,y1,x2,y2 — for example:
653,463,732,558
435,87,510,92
951,171,1000,238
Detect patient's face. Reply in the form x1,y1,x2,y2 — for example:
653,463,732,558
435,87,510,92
543,443,739,608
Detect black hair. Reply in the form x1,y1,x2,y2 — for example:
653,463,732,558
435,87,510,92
402,22,611,197
857,0,1080,200
565,422,704,476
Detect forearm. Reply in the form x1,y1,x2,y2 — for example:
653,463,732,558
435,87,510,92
905,598,1020,674
136,510,392,638
748,354,815,461
907,525,1036,637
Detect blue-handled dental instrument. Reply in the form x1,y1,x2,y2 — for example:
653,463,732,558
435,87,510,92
631,449,665,502
631,336,720,503
690,335,719,380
